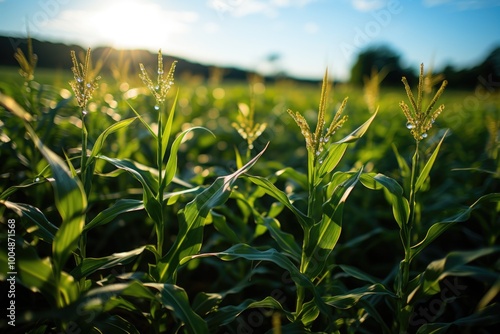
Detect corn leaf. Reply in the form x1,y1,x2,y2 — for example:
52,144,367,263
186,243,331,323
410,193,500,261
26,125,87,276
157,144,267,282
84,199,144,232
127,102,156,139
1,200,58,243
335,111,377,144
98,156,161,223
415,304,500,334
163,126,212,189
0,237,78,306
303,169,361,278
211,210,241,244
146,283,208,333
316,144,349,184
360,173,410,228
246,175,312,230
408,247,500,302
70,246,146,279
161,91,178,161
89,117,137,160
415,130,448,193
323,283,395,309
256,215,301,263
91,315,140,334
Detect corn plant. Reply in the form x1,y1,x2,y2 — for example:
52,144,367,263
1,40,499,334
182,69,381,332
356,64,500,333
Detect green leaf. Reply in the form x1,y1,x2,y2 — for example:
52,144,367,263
409,247,500,300
2,200,58,243
161,91,178,161
303,169,361,278
360,173,410,228
71,246,146,279
127,102,156,139
187,244,313,290
410,193,500,261
205,296,294,330
316,143,349,183
84,199,144,232
186,244,329,315
146,283,208,333
256,216,301,262
211,210,241,244
415,304,500,334
92,315,140,334
163,126,212,188
336,264,379,284
0,237,78,306
415,130,448,192
336,111,377,144
323,283,395,309
275,167,308,190
98,156,158,195
98,156,161,223
157,144,268,282
26,125,87,277
391,143,411,195
89,117,137,160
246,175,312,230
0,177,48,201
0,92,33,121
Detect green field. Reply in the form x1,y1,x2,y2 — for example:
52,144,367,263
1,51,499,334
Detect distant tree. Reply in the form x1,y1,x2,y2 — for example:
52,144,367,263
350,44,414,86
439,45,499,89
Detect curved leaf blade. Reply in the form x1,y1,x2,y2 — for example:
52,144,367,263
89,117,137,159
410,193,500,261
415,130,448,193
84,199,144,232
2,200,58,243
246,175,312,229
71,246,146,279
303,169,361,278
157,144,268,282
26,124,87,275
146,283,208,333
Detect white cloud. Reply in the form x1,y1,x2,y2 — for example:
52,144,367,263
304,22,319,34
208,0,316,17
423,0,450,6
350,0,388,11
42,0,198,49
423,0,500,9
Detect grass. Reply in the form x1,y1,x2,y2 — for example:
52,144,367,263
0,47,499,334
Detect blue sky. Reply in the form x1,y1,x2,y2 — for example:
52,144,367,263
1,0,499,81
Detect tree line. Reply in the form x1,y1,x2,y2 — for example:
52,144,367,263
1,35,498,88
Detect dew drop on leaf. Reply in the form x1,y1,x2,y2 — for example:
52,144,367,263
82,110,88,116
406,122,414,129
154,105,160,111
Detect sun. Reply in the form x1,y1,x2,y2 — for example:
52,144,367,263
87,0,184,50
